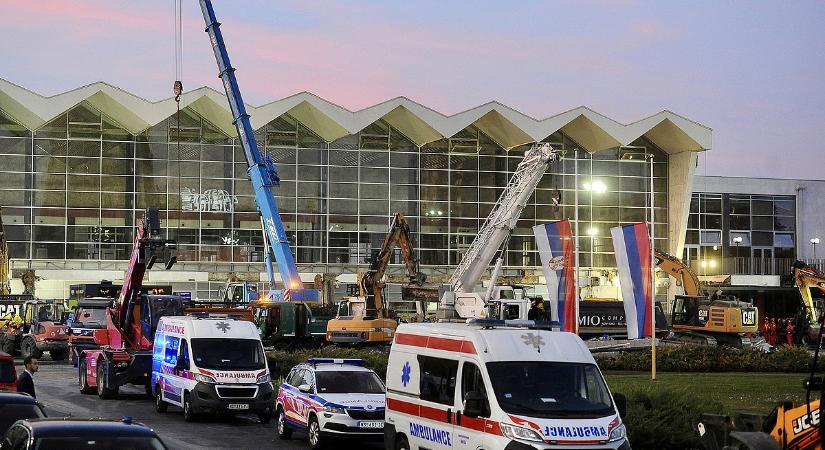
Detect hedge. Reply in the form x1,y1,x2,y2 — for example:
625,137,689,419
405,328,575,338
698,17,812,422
621,387,719,450
596,344,818,372
266,347,389,381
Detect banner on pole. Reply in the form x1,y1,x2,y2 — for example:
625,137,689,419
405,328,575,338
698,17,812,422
533,219,577,332
610,223,653,339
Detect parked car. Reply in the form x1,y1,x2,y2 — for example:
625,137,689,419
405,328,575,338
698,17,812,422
0,352,16,391
0,418,167,450
276,358,385,449
0,392,45,436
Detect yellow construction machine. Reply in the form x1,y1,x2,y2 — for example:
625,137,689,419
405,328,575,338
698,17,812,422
655,249,759,346
326,213,424,344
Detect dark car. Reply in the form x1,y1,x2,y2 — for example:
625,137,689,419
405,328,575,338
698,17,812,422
0,392,45,436
0,352,16,391
0,418,167,450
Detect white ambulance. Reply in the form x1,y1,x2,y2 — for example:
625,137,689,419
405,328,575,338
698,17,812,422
384,321,631,450
151,315,274,423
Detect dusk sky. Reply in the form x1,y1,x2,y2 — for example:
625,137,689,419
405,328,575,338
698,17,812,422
1,0,823,179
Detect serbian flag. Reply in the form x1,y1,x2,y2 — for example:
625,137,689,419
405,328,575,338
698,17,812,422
533,220,577,332
610,223,654,339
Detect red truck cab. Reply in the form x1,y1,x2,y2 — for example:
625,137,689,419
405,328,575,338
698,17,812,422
0,351,16,391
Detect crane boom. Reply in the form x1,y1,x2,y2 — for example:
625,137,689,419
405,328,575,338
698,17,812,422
450,143,557,293
199,0,317,301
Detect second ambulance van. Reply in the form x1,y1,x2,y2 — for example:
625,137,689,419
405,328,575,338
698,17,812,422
384,321,631,450
151,315,274,423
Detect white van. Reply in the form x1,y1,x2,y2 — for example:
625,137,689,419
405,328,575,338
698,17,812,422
151,316,274,423
384,321,631,450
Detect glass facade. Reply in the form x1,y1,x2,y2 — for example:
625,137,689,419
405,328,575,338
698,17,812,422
0,101,669,279
685,192,796,274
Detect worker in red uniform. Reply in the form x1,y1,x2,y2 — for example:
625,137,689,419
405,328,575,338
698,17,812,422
766,318,777,345
786,319,795,346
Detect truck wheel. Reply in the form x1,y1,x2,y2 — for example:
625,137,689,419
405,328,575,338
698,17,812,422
21,337,42,359
78,359,94,394
96,364,118,399
155,385,168,413
276,407,292,439
258,409,273,424
395,437,410,450
183,391,198,422
307,415,324,449
50,348,68,361
69,349,78,367
0,337,14,356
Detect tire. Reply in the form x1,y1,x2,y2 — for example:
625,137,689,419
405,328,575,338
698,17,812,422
276,407,292,439
183,391,197,422
96,363,118,399
258,409,273,424
395,437,410,450
144,379,153,397
69,349,78,367
78,359,94,394
1,336,15,355
21,337,42,359
307,415,324,449
50,348,68,361
155,385,168,413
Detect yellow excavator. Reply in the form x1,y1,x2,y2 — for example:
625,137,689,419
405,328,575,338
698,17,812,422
325,213,425,344
0,207,9,296
655,249,759,346
793,261,825,347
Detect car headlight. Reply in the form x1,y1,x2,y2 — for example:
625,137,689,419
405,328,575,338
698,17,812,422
194,373,216,383
324,405,346,414
609,424,627,442
500,423,544,442
257,374,271,384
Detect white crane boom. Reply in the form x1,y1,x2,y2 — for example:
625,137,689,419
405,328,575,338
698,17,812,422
450,143,557,293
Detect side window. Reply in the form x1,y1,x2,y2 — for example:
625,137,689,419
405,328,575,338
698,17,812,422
286,369,303,387
164,336,180,365
417,355,458,406
461,362,490,417
301,369,315,391
178,340,190,370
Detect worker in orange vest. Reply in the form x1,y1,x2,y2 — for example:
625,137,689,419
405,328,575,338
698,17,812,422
786,319,795,346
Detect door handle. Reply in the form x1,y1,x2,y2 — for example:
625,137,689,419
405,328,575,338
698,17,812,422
447,408,452,424
456,411,462,426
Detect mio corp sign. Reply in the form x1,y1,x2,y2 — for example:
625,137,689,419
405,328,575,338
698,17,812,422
181,188,238,212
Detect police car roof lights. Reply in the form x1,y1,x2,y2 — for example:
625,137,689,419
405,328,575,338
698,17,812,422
306,358,366,367
467,318,561,330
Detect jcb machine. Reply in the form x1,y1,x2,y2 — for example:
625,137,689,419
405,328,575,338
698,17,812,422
0,298,69,360
655,249,758,346
326,212,423,344
698,311,825,449
78,208,182,398
792,261,825,347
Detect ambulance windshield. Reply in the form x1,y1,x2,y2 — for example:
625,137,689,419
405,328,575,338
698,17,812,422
486,362,614,419
191,338,266,371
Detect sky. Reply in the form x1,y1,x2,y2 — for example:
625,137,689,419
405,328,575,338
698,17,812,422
0,0,823,179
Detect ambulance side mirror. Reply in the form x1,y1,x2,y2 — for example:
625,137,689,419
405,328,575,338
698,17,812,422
298,384,312,393
613,392,627,418
463,391,484,418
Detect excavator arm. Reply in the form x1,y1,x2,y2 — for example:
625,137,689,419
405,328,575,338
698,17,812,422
361,213,425,318
793,261,825,329
655,248,702,297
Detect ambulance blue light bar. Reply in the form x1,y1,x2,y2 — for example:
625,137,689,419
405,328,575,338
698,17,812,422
467,319,560,330
307,358,366,366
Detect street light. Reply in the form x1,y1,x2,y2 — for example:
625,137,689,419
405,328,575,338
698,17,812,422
812,237,821,259
733,236,743,258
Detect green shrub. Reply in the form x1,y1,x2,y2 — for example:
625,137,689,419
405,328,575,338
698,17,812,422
622,387,719,450
266,347,389,381
596,344,819,372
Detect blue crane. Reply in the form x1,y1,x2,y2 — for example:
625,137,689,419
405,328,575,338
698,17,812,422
199,0,319,302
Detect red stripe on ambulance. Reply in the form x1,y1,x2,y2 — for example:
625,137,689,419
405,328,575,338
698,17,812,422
394,333,477,355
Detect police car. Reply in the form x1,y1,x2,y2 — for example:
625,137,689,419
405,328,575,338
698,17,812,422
276,358,386,449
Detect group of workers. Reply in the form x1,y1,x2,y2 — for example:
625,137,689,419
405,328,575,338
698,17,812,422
762,317,794,346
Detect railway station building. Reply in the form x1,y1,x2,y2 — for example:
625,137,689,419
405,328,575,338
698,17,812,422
0,78,710,306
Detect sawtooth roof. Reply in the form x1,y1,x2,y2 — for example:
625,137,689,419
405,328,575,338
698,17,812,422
0,78,711,154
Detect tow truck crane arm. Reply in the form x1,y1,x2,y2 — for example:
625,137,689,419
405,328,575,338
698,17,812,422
654,248,702,297
199,0,317,302
361,212,425,318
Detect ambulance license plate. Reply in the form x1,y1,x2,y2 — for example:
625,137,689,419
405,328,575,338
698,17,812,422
228,404,249,410
358,421,383,429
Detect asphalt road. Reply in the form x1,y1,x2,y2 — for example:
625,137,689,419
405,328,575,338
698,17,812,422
15,357,382,450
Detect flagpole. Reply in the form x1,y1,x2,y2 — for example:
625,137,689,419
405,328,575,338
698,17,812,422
649,153,656,381
574,149,580,334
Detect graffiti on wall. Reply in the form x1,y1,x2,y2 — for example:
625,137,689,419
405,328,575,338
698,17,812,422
181,188,238,212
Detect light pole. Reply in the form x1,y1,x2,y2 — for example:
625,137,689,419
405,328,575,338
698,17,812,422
733,236,742,258
812,238,821,259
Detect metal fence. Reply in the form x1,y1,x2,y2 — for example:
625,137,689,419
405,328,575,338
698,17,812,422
688,258,825,277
